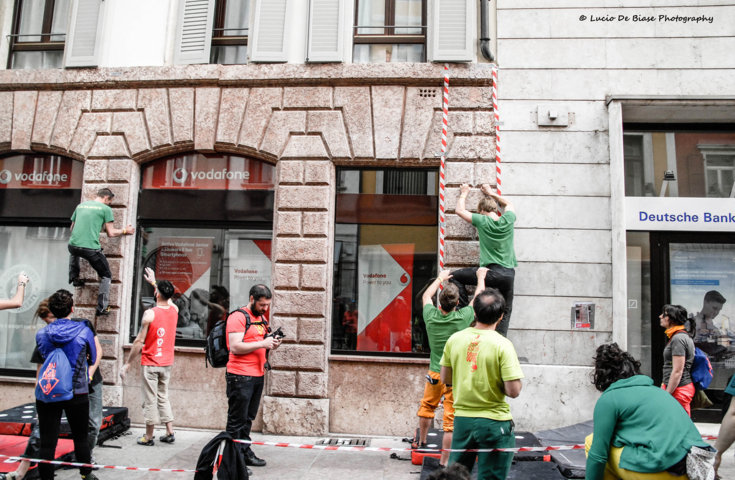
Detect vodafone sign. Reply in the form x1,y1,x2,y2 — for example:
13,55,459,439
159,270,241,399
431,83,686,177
143,154,274,190
0,154,82,189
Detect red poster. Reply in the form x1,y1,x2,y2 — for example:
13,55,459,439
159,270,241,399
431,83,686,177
155,237,213,295
356,244,414,352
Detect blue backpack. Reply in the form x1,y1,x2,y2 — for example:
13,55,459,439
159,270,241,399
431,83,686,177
35,346,74,402
691,346,714,391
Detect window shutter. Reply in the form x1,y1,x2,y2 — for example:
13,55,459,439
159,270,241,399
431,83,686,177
306,0,344,63
64,0,105,68
173,0,216,65
430,0,474,62
250,0,289,62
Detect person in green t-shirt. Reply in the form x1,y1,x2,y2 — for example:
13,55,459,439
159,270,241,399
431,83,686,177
440,282,523,480
414,268,487,466
450,183,517,337
68,187,134,316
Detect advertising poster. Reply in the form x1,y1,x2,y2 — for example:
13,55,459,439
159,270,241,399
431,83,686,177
156,237,214,296
356,243,414,352
228,239,272,312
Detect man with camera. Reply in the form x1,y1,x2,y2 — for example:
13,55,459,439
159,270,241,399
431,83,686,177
226,284,282,470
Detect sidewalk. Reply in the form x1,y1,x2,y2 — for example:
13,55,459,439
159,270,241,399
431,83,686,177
43,424,735,479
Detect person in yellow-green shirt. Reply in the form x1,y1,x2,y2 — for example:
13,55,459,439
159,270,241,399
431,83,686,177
440,279,523,480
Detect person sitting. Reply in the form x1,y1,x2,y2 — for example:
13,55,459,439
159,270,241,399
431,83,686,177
585,343,711,480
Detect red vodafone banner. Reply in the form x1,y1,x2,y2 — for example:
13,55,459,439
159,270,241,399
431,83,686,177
0,154,82,189
228,239,272,312
141,154,274,190
357,244,414,352
156,237,213,296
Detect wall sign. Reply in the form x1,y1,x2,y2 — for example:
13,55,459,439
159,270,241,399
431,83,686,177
626,197,735,232
142,154,274,190
0,155,82,189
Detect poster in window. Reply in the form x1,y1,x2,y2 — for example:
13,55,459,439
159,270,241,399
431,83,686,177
356,243,414,352
228,239,272,312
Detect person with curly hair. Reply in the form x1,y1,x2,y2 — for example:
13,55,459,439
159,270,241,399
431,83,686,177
660,304,695,415
585,343,710,480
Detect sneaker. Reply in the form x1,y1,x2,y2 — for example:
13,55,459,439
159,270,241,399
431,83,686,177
159,433,175,443
245,450,266,467
95,307,111,317
136,435,154,446
81,473,99,480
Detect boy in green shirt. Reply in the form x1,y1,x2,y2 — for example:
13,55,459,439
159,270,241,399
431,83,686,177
440,281,523,480
68,188,134,316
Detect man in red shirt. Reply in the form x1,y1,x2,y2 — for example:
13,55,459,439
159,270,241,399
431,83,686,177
121,268,178,446
226,284,281,468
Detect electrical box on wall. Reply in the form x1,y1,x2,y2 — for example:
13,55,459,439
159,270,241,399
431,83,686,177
571,302,595,329
537,104,569,127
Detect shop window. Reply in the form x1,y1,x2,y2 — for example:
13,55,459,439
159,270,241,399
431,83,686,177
623,130,735,198
8,0,71,69
353,0,426,63
133,153,275,346
0,153,83,376
332,168,438,355
210,0,250,64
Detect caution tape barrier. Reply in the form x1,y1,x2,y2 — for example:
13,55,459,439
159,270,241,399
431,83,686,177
0,453,196,473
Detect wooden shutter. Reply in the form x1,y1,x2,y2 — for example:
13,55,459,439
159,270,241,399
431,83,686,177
307,0,344,63
250,0,288,62
174,0,216,65
64,0,105,67
430,0,474,62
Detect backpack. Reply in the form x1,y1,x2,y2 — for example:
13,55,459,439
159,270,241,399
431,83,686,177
205,309,268,368
35,346,74,402
691,346,714,391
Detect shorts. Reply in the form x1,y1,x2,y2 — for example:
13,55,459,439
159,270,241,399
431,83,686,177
417,370,454,432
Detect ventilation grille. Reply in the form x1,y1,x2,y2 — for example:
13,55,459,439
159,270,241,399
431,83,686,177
315,438,370,447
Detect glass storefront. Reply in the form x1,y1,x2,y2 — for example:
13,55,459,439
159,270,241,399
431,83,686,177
132,153,274,345
332,168,438,355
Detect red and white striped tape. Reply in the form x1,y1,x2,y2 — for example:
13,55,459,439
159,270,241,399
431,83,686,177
491,65,501,195
437,63,450,274
0,453,196,473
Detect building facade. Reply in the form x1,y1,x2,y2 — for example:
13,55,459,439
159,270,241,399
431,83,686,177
0,0,734,436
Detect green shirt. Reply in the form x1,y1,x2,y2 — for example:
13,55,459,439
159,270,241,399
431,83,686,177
69,200,114,249
423,304,474,373
440,327,523,421
586,375,708,480
472,211,517,268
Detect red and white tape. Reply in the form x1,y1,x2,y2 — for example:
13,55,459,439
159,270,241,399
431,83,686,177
437,63,450,274
491,65,501,195
0,453,196,473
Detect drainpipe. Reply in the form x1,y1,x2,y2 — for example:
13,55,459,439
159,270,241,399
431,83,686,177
480,0,495,62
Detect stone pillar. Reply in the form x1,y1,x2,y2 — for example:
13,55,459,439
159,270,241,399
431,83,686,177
263,156,335,435
76,157,140,406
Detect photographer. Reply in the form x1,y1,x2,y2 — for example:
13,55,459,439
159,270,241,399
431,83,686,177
225,284,282,471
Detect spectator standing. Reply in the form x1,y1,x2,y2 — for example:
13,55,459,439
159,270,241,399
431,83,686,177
659,304,695,415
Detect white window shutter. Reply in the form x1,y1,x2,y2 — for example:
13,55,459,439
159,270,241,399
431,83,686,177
64,0,105,68
250,0,289,63
174,0,216,65
307,0,344,63
430,0,474,62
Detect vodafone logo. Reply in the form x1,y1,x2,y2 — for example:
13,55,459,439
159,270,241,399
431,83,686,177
172,167,250,185
0,170,11,184
157,327,166,337
173,168,188,184
399,273,411,286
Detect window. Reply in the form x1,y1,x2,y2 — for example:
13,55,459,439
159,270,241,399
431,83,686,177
353,0,426,63
133,153,275,345
624,130,735,198
0,154,83,376
210,0,250,64
8,0,71,69
332,168,438,355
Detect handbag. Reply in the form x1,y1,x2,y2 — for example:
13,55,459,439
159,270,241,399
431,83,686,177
686,445,716,480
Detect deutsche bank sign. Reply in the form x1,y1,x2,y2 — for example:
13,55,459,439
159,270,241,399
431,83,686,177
626,197,735,232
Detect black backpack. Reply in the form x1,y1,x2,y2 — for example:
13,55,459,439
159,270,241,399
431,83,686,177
205,309,267,368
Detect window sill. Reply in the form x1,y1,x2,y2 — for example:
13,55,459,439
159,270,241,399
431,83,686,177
0,375,36,384
329,354,429,365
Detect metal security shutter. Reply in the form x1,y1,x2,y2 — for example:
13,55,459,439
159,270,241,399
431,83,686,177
430,0,474,62
250,0,288,62
64,0,105,67
307,0,344,63
174,0,216,65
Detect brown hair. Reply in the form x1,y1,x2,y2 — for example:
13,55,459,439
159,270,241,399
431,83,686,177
438,283,460,312
477,196,498,214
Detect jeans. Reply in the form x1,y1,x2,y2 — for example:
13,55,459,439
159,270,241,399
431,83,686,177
226,373,264,456
449,264,515,336
88,381,103,451
36,395,91,479
68,244,112,314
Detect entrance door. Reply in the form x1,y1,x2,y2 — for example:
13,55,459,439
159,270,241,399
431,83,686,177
652,232,735,422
